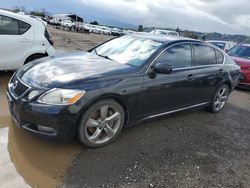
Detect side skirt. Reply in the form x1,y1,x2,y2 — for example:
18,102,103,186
142,102,210,121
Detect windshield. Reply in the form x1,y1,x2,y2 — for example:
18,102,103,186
210,42,226,50
228,45,250,59
93,35,163,67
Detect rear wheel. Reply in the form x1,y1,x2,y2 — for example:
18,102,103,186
208,84,230,113
78,99,125,147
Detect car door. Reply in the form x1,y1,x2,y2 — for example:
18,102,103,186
0,15,33,69
191,43,225,104
140,43,196,118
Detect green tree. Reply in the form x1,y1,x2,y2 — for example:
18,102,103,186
90,20,99,25
176,27,180,34
138,25,143,32
12,6,21,13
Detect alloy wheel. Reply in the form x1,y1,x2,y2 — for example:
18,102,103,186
85,105,122,144
213,86,229,111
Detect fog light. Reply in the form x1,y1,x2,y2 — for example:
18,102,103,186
37,125,56,134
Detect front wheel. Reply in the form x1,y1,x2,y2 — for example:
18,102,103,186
78,99,125,147
208,84,230,113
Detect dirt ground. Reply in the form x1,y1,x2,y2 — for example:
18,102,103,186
0,27,250,188
48,26,114,52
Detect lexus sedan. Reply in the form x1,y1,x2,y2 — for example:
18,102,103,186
7,34,241,147
228,43,250,89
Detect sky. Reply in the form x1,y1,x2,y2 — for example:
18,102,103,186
1,0,250,35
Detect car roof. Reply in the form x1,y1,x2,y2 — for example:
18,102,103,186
153,29,178,33
130,33,199,44
206,40,235,43
239,43,250,47
0,9,43,25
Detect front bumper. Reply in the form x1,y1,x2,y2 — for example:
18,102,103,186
7,90,80,140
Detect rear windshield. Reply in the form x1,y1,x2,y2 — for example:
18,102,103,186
209,42,226,50
228,45,250,59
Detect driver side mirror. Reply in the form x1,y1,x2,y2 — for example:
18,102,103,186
153,63,173,74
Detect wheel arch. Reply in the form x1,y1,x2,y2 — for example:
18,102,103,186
24,52,48,64
75,93,130,135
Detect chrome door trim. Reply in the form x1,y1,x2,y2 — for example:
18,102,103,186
142,102,209,120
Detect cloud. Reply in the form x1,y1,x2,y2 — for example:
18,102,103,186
1,0,250,35
80,0,250,35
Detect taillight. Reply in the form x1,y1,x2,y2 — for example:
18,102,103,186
44,28,54,46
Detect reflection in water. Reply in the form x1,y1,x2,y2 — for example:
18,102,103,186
0,127,30,188
0,72,81,188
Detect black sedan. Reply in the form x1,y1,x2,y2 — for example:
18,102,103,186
7,34,241,147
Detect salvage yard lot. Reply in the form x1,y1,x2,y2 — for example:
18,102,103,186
0,26,250,188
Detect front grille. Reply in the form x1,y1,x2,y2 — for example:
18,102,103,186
9,76,29,98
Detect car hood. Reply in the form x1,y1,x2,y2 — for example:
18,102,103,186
230,56,250,69
18,51,136,89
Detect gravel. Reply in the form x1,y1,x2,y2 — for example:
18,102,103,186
62,90,250,188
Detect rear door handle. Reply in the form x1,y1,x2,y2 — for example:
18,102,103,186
20,38,30,42
219,69,224,74
187,74,193,80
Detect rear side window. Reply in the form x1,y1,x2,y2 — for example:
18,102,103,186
155,44,192,69
19,20,31,34
193,44,217,66
215,50,224,64
0,15,31,35
0,15,19,34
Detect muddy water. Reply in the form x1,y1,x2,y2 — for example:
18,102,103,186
0,72,81,188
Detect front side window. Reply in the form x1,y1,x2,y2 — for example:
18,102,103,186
154,44,192,69
0,15,19,35
194,44,217,65
94,35,163,67
210,42,226,50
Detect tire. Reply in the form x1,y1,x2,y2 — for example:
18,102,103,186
78,99,125,147
24,54,47,64
208,84,230,113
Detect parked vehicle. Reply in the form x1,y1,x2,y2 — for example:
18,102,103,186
74,22,90,33
47,18,61,27
111,28,124,36
207,40,237,52
228,44,250,89
7,34,240,147
150,29,179,36
61,20,74,30
0,9,55,70
100,26,112,35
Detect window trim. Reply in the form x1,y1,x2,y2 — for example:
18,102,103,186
0,14,31,35
145,41,225,74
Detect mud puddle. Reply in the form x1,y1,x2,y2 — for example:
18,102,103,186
0,72,81,188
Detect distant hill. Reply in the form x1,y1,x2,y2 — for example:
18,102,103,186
80,14,137,29
144,26,250,44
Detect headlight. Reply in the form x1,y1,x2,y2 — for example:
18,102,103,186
28,90,40,100
37,88,85,105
